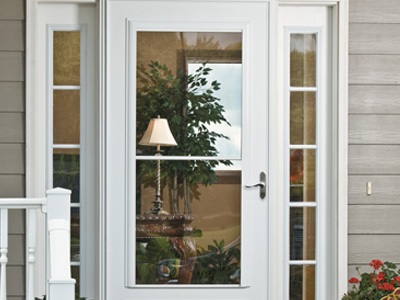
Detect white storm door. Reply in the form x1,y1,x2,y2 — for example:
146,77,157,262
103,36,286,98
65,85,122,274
106,1,270,299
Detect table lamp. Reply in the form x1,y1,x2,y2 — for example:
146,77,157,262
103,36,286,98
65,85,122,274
139,115,177,214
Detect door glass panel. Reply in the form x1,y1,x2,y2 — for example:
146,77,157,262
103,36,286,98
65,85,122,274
288,32,318,299
290,207,315,260
290,92,316,145
290,149,315,202
290,34,316,87
53,31,80,85
71,207,80,262
52,29,82,294
135,31,242,285
290,265,315,300
53,152,80,203
53,90,80,144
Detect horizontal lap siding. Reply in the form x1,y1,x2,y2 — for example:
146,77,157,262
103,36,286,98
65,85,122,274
349,0,400,277
0,0,25,299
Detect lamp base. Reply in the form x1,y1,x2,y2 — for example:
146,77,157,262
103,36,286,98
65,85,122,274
145,196,169,215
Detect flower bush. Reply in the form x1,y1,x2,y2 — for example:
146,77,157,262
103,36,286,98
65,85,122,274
342,260,400,300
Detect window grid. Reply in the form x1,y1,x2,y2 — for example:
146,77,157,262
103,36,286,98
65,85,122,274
287,31,319,300
50,28,83,295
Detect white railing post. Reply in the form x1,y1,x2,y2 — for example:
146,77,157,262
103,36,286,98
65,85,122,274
46,188,75,300
26,209,37,300
0,209,8,300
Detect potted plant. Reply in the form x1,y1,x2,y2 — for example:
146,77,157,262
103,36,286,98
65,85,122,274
342,259,400,300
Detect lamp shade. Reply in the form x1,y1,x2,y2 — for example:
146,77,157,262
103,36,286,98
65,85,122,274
139,116,177,147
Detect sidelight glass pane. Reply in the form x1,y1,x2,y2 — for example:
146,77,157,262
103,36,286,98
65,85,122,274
290,34,316,87
71,207,80,262
290,207,315,260
53,90,80,144
290,92,316,145
53,152,80,203
135,160,241,285
290,265,315,300
53,31,80,85
71,266,80,296
290,149,316,202
136,32,242,159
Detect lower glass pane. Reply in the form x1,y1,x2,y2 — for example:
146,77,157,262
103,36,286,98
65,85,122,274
290,207,315,260
53,151,80,203
135,160,241,285
71,265,80,297
290,265,315,300
71,207,80,262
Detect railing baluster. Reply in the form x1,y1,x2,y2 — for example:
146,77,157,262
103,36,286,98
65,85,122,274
0,209,8,300
0,190,73,300
27,209,37,300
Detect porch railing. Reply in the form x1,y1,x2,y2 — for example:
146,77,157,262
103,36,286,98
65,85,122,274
0,188,75,300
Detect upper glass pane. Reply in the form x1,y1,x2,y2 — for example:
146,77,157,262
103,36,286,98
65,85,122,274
136,32,242,159
290,92,316,145
290,34,316,87
53,31,80,85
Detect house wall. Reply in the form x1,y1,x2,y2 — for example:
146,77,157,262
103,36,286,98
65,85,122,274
348,0,400,276
0,0,26,299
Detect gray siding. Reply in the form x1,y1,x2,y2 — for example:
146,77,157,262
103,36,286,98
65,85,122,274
349,0,400,277
0,0,25,299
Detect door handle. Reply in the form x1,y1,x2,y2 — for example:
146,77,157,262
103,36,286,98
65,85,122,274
245,171,266,199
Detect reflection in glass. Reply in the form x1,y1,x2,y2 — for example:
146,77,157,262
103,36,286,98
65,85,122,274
71,266,80,296
290,92,316,145
290,34,316,87
136,31,243,285
188,63,242,158
71,207,80,262
290,265,315,300
53,153,80,203
53,90,80,144
290,149,315,202
136,160,241,284
53,31,80,86
290,207,315,260
136,32,242,159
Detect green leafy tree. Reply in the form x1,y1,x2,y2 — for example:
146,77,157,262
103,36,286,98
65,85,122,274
136,61,232,214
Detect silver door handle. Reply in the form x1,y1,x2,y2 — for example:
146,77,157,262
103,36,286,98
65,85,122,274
245,171,266,199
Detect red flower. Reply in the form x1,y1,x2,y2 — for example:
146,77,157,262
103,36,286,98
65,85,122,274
382,282,395,291
376,272,385,282
348,277,360,284
393,276,400,283
370,259,383,270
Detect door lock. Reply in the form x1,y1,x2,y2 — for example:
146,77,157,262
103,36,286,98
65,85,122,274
245,171,266,199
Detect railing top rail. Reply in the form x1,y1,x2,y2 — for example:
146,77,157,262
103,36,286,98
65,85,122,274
0,198,47,209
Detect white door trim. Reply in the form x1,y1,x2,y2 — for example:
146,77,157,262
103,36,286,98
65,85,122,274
269,1,349,299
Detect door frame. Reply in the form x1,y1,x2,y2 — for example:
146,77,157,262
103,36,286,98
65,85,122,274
25,0,348,299
267,1,348,299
